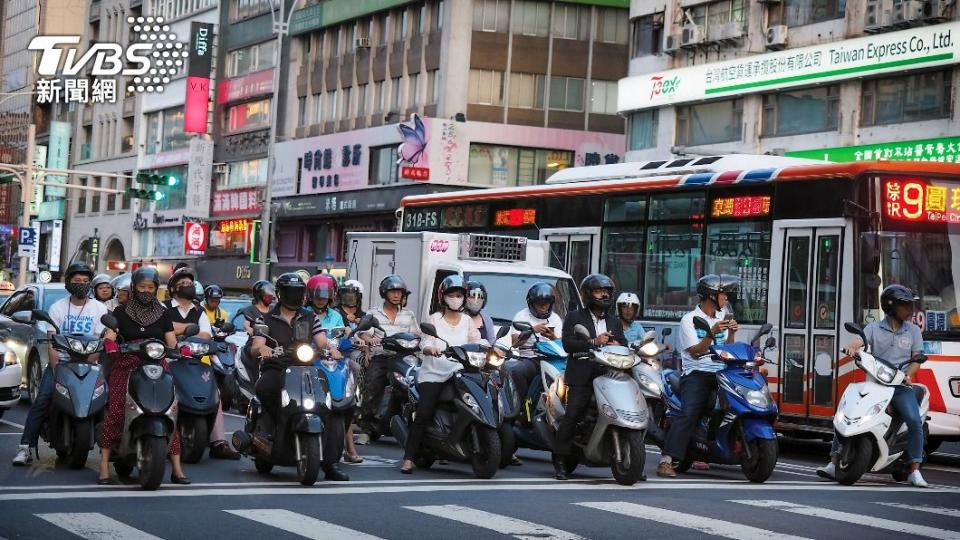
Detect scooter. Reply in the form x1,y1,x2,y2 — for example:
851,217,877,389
232,312,259,415
362,319,421,442
538,324,649,486
171,336,220,464
231,324,329,486
390,322,504,479
832,322,930,485
0,334,20,420
314,327,357,467
100,313,195,491
661,318,779,483
630,328,670,447
211,321,239,411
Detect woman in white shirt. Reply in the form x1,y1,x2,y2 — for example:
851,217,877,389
400,276,483,474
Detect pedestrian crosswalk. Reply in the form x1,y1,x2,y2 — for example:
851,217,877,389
26,499,960,539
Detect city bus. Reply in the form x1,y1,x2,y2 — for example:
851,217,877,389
399,155,960,450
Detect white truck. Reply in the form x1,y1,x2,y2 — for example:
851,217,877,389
345,232,581,325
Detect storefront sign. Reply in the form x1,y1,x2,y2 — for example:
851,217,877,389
30,146,47,216
184,222,209,256
786,136,960,163
401,166,429,181
45,121,71,198
133,211,205,230
221,129,270,160
49,219,63,272
212,187,262,216
218,219,250,234
882,179,960,224
619,22,960,112
710,195,771,218
218,68,274,104
185,22,215,133
494,208,537,227
187,138,214,218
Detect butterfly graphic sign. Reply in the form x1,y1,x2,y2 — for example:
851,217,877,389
397,114,431,181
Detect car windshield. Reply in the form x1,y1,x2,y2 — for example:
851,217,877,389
42,288,69,312
463,272,581,325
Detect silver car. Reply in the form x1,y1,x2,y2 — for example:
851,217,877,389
0,283,70,403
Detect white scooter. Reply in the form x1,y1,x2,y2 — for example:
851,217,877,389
629,328,669,447
833,322,930,485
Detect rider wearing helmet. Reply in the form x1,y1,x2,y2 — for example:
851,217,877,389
335,279,367,464
506,283,564,420
92,273,114,304
307,274,345,337
107,274,131,311
817,284,928,487
465,280,496,344
552,273,625,480
358,275,420,433
202,285,228,326
242,280,276,336
12,263,109,467
657,274,740,479
616,292,646,344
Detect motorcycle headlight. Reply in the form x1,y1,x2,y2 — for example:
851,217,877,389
462,392,481,415
303,397,315,410
281,389,291,407
862,402,885,424
295,345,314,363
189,342,210,356
92,381,106,400
142,365,164,380
144,342,165,360
3,350,17,366
55,382,69,398
876,363,897,384
486,351,504,368
639,342,660,357
466,351,487,368
737,385,771,408
601,352,634,370
637,374,661,396
68,338,85,353
85,340,102,354
397,338,420,350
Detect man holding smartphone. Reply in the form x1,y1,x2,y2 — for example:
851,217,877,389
657,274,740,478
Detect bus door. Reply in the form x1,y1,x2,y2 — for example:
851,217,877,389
540,228,600,286
777,225,845,422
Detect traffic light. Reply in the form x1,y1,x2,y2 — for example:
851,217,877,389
126,187,166,201
136,172,180,187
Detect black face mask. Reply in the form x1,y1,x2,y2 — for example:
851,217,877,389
177,285,197,300
66,282,91,299
134,291,155,305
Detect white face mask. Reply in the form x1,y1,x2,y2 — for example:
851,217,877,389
466,298,484,313
444,295,464,311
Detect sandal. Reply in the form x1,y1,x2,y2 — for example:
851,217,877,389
97,476,113,485
343,453,364,464
169,474,191,485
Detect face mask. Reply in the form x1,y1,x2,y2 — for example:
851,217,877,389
134,291,155,305
66,282,91,299
466,298,484,314
177,285,197,300
444,295,464,311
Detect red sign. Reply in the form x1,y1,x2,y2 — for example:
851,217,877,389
401,166,430,181
217,69,274,105
711,195,771,218
883,179,960,224
494,208,537,227
184,222,209,256
212,187,262,216
184,76,210,133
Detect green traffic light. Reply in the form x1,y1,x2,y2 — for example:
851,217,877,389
152,190,165,201
166,175,179,186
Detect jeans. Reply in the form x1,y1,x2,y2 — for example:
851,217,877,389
404,381,445,460
831,384,925,464
21,366,54,447
663,371,718,462
507,358,540,409
554,383,593,457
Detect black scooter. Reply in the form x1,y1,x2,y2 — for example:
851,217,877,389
171,336,220,463
390,322,504,479
362,319,421,442
211,321,239,411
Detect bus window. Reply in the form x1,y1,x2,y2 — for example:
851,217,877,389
602,226,645,296
649,192,705,221
704,222,771,324
785,237,811,329
643,224,702,319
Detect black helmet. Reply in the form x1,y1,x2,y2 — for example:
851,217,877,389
465,280,487,316
252,279,275,305
880,284,918,317
526,282,556,319
167,267,195,291
64,262,94,282
438,275,466,311
379,274,410,299
696,274,740,304
204,284,224,300
580,273,615,312
275,272,307,310
131,266,160,289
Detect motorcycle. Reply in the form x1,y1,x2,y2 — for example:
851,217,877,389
232,312,259,415
538,324,649,486
231,324,330,486
630,328,671,447
661,318,779,483
100,313,196,490
390,322,505,479
211,321,239,411
171,335,220,464
361,319,421,442
314,326,357,468
832,322,930,485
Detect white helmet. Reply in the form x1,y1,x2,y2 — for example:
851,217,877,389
616,292,640,318
343,279,364,296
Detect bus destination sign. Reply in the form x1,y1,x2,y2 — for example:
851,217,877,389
494,208,537,227
883,179,960,224
710,195,771,218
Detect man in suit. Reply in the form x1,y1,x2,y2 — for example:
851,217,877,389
553,273,626,480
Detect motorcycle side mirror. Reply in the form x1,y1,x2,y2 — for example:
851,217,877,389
641,330,656,344
495,325,510,340
101,313,119,330
183,324,200,338
764,336,776,349
844,322,866,343
661,327,672,337
254,323,270,336
420,322,440,339
219,322,236,334
573,324,591,339
692,316,712,335
512,321,533,332
355,315,378,332
30,310,58,332
757,323,773,336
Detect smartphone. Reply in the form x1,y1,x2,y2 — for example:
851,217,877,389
546,326,555,333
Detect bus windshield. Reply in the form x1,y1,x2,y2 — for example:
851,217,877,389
463,273,581,325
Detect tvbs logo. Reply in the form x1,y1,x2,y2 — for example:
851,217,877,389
28,16,188,95
649,75,680,100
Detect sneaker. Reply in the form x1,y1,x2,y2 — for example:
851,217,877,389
656,461,677,478
12,445,33,467
815,462,836,481
209,441,241,460
908,470,929,488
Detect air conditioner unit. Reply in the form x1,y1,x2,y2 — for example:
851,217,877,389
681,24,704,47
924,0,950,20
765,25,788,49
893,0,926,25
710,21,744,42
355,37,371,49
664,34,682,53
864,0,894,32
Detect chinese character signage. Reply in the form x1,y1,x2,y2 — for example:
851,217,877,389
786,136,960,164
45,121,71,198
217,68,274,104
218,219,250,234
883,179,960,224
183,222,209,256
212,187,262,216
494,208,537,227
711,196,771,218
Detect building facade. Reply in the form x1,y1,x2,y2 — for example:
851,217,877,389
620,0,960,163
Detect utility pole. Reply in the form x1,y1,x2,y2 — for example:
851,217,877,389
17,124,35,287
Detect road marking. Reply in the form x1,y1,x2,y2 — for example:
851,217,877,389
225,509,383,540
35,513,163,540
0,418,24,429
576,502,811,540
406,504,584,540
875,502,960,518
732,500,960,540
924,465,960,474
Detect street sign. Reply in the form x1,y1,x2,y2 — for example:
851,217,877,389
17,227,36,257
184,222,209,256
38,270,52,283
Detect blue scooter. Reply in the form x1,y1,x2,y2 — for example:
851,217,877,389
661,319,778,483
314,327,358,467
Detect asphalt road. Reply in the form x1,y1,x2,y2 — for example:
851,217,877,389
0,403,958,540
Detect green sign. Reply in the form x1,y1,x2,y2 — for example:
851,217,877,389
785,136,960,164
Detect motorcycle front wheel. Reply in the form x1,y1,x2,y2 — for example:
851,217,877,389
470,426,501,479
611,429,646,486
740,437,778,483
67,419,93,470
179,416,209,464
296,434,322,486
138,436,168,491
835,436,873,486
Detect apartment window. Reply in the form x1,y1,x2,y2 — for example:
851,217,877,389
596,7,629,44
762,85,840,137
145,111,161,154
512,0,549,37
121,174,131,210
161,107,187,151
357,83,368,116
302,35,311,61
313,93,323,124
396,9,407,41
298,96,307,127
332,27,341,57
688,0,746,33
380,14,390,44
509,72,545,109
433,0,444,30
370,145,399,185
553,4,589,40
77,178,87,214
225,158,268,187
342,86,352,118
629,110,658,150
426,70,439,104
390,77,402,111
106,178,117,212
91,178,101,213
468,69,504,106
549,76,584,112
409,73,421,107
784,0,845,27
224,99,271,133
590,80,618,115
631,13,662,58
375,81,385,112
469,144,573,187
677,98,743,146
226,40,276,78
229,0,272,23
327,90,338,122
473,0,508,32
861,69,953,127
413,4,426,35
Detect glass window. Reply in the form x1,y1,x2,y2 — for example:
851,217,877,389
426,70,439,104
596,7,629,44
784,236,810,328
77,178,87,213
370,145,398,185
145,111,161,154
374,81,385,113
604,195,647,222
704,222,772,324
357,83,368,115
224,158,267,187
313,93,323,124
629,109,658,150
631,13,662,58
603,225,645,295
391,77,401,110
409,73,420,107
861,69,952,127
643,224,703,319
224,99,271,133
689,0,747,31
649,192,705,221
676,98,743,146
327,90,338,121
814,234,840,330
784,0,845,26
121,173,131,210
762,85,840,137
161,107,187,151
549,76,584,112
153,166,188,211
297,96,307,127
229,0,272,23
396,8,408,41
468,144,573,187
473,0,508,32
91,178,101,213
508,72,545,109
512,0,549,37
225,40,276,78
106,178,117,212
343,86,352,117
154,227,183,258
553,5,589,40
463,273,579,323
468,69,504,106
590,80,618,115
